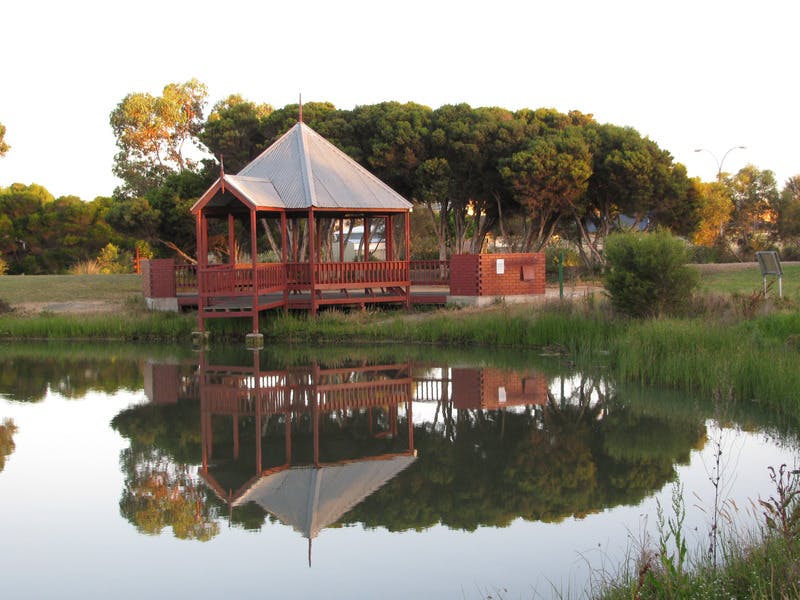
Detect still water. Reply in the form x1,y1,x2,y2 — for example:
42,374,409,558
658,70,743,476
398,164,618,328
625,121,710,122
0,343,796,599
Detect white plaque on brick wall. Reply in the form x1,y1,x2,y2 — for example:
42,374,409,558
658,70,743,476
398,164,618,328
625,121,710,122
496,259,505,274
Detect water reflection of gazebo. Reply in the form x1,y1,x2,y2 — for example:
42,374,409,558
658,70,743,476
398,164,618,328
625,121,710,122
197,353,416,561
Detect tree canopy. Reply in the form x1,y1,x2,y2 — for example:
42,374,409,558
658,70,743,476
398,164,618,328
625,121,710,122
3,83,798,274
110,79,208,198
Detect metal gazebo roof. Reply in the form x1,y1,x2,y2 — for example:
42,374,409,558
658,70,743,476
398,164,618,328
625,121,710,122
192,122,412,213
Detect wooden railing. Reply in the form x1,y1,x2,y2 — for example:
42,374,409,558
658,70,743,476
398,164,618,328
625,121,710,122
314,260,409,287
410,260,450,285
156,259,449,298
175,264,197,294
198,263,285,296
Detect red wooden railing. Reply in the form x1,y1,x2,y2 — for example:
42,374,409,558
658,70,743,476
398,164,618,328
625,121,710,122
175,264,198,294
198,264,285,296
155,259,449,299
410,260,450,285
314,260,409,286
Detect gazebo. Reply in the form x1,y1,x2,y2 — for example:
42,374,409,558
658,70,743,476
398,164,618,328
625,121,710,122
190,119,413,333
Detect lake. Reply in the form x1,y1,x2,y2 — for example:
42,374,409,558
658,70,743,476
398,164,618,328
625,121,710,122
0,342,795,599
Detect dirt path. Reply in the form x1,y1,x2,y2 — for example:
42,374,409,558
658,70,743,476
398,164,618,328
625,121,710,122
12,300,125,315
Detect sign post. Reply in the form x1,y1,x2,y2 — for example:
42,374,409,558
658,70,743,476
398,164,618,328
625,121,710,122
755,251,783,298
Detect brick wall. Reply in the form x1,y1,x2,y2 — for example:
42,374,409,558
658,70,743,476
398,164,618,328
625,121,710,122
449,254,480,295
449,253,545,297
143,362,179,404
452,367,548,409
141,258,176,298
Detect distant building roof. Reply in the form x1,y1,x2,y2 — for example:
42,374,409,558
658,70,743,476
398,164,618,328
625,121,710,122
192,122,412,213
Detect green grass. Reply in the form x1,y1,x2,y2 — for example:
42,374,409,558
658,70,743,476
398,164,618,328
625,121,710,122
693,262,800,298
0,273,142,304
0,310,196,341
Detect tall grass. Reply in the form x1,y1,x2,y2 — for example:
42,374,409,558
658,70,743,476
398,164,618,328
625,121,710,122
0,311,196,341
263,302,619,360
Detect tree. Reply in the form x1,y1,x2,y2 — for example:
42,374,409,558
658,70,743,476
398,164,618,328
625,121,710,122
500,126,592,251
692,179,734,248
0,184,117,273
726,165,779,256
110,79,208,197
200,94,273,173
776,175,800,245
578,124,693,266
0,122,9,156
348,101,433,197
105,170,211,263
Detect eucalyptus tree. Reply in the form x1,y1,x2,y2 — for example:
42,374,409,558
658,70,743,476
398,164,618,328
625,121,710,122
417,104,527,257
777,175,800,245
348,101,433,198
499,125,592,251
725,164,779,256
110,79,208,198
0,183,115,273
578,123,693,265
199,94,273,173
691,179,734,248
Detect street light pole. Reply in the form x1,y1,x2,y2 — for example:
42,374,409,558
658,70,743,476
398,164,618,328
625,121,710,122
694,145,746,179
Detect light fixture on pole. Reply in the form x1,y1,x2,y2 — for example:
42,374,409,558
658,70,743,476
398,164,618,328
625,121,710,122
694,146,746,179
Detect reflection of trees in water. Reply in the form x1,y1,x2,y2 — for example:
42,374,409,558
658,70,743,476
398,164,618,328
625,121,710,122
345,375,706,531
0,356,143,402
113,399,221,541
0,418,18,473
111,371,707,537
119,444,220,541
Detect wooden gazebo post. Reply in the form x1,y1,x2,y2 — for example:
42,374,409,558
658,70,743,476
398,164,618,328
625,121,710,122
250,207,259,334
308,207,317,316
405,211,411,308
281,211,288,312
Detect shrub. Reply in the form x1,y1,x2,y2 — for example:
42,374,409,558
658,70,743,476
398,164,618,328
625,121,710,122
0,257,7,275
69,260,102,275
603,229,699,318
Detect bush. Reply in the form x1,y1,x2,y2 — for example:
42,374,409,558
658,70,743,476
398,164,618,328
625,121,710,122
0,257,7,275
603,229,699,318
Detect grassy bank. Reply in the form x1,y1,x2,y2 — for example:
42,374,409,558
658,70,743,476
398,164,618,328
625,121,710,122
0,309,196,341
0,273,141,304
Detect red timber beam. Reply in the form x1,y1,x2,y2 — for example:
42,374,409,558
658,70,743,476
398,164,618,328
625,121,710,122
281,211,288,313
308,207,317,317
405,211,411,309
196,211,207,331
250,207,259,333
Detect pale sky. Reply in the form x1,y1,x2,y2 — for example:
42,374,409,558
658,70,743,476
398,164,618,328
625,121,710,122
1,0,797,200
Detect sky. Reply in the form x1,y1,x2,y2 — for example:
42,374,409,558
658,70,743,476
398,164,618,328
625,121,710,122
1,0,797,200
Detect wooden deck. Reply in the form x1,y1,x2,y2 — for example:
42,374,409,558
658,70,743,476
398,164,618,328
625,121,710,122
178,285,449,314
150,260,453,321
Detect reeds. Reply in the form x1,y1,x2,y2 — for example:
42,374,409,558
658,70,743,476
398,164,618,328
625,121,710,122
0,310,196,341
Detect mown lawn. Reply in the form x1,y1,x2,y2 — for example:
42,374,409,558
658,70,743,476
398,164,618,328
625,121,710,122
0,274,142,304
693,261,800,298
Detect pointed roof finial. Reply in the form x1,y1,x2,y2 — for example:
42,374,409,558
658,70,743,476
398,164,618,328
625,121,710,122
219,154,225,192
299,93,303,123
